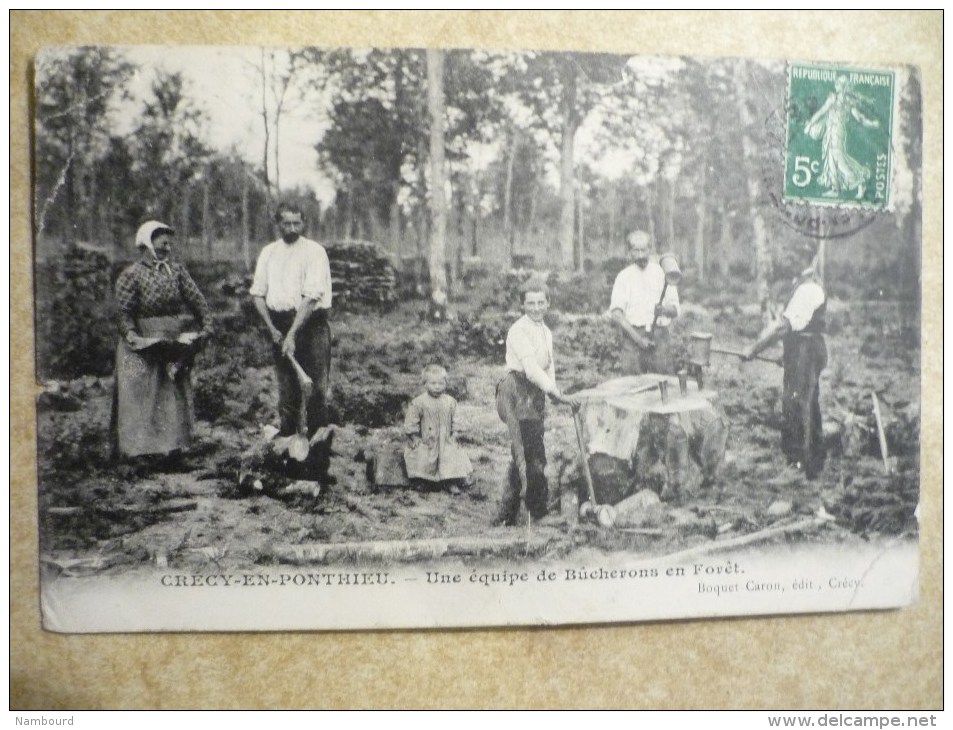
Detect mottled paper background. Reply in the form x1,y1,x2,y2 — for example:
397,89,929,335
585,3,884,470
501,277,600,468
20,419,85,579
10,10,942,709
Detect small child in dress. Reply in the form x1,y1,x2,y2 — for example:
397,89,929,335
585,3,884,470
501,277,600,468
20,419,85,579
404,364,473,490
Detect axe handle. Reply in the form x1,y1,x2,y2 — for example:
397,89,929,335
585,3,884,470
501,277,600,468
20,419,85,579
710,346,782,366
287,353,314,392
572,409,598,507
649,281,669,332
287,353,314,437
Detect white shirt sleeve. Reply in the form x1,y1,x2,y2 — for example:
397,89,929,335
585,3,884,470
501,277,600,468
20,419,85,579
302,243,332,306
507,321,557,394
609,271,628,313
249,245,271,298
783,282,825,332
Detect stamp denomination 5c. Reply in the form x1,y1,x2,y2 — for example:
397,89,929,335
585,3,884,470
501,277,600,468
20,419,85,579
785,63,895,209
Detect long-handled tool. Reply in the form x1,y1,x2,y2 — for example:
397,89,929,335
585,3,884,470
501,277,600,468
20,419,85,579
571,406,616,526
571,407,598,509
870,391,892,474
287,353,313,462
710,345,782,367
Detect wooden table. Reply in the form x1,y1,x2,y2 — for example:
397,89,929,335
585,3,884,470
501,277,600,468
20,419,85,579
573,375,728,503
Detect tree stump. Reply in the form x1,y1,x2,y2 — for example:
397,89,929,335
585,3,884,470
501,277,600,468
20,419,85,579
238,425,335,492
573,375,728,503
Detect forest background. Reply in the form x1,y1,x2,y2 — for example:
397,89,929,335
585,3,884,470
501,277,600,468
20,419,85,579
12,9,941,712
33,44,921,379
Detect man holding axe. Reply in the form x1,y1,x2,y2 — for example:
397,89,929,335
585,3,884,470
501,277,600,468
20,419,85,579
250,202,335,485
610,230,680,374
742,251,827,479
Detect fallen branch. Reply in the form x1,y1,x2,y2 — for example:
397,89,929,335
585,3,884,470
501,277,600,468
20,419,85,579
617,527,665,537
648,516,831,565
46,500,198,518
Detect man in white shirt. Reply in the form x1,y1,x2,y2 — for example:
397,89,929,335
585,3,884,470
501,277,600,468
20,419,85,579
743,260,827,479
610,230,680,374
250,202,334,483
495,280,576,525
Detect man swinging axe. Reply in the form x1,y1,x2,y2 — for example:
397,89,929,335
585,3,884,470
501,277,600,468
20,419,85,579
742,250,828,479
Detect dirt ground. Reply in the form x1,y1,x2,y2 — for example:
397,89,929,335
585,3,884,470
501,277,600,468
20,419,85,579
36,295,920,577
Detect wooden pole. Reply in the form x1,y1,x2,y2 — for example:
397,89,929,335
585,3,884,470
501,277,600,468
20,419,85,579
871,391,892,474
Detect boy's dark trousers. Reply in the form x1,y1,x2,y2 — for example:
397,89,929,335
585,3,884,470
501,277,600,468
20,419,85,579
495,372,548,524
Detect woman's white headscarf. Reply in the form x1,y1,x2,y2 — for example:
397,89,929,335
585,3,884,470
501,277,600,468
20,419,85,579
135,221,175,275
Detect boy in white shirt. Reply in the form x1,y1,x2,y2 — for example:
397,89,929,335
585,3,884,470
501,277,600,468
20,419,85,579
495,280,576,525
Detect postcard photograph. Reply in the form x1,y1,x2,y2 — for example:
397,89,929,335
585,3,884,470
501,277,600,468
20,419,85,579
33,44,921,632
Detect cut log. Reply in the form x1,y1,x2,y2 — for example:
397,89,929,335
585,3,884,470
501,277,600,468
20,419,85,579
48,501,198,518
96,499,197,517
239,425,335,489
46,506,83,517
614,489,663,528
270,533,562,565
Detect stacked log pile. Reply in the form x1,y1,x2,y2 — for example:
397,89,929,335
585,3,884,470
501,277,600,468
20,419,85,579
36,245,116,378
211,240,398,311
324,239,398,309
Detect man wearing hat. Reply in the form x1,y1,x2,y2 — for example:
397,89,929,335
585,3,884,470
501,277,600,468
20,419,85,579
609,230,680,374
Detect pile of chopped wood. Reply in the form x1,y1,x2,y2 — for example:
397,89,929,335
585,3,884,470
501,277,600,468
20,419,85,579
36,245,116,378
324,239,398,308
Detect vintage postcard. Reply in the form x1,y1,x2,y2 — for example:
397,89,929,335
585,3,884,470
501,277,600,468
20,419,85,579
33,45,921,632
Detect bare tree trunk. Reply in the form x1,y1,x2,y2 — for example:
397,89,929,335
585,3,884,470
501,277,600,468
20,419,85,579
426,49,448,302
576,186,585,272
64,137,76,246
345,184,354,239
240,168,250,270
259,49,272,202
273,116,281,195
717,207,731,279
503,129,519,266
471,210,479,257
557,59,578,269
178,181,191,258
733,63,771,323
526,178,540,259
655,174,676,256
85,173,96,244
608,184,617,257
389,183,400,256
694,164,707,282
643,185,657,243
202,177,211,258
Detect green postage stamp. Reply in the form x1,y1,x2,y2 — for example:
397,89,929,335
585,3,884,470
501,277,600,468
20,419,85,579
785,63,895,209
